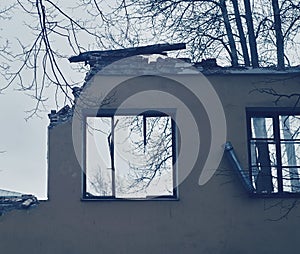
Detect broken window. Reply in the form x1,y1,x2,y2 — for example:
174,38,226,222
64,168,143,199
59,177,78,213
83,109,178,200
247,108,300,195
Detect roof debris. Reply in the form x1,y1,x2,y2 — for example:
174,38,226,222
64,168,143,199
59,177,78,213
48,105,73,129
49,43,187,128
48,43,300,128
0,194,39,216
69,43,186,66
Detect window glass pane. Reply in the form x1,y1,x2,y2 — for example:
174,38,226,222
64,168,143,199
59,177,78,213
281,141,300,166
251,166,278,193
250,140,277,166
271,167,279,193
250,140,277,193
282,167,300,193
86,117,112,196
280,115,300,140
251,117,273,139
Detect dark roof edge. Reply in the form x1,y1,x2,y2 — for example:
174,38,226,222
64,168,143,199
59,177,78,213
69,43,186,63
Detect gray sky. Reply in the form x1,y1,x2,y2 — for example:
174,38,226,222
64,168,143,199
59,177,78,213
0,4,44,199
0,87,48,199
0,1,85,199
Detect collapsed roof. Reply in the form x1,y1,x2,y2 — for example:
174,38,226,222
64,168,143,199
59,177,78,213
69,43,186,66
48,43,300,128
68,42,300,77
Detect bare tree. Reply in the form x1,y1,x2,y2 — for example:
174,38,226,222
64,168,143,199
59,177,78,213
231,0,250,67
118,115,174,192
0,0,106,116
81,0,299,68
0,3,16,74
243,0,259,67
219,0,238,66
272,0,285,69
0,0,300,114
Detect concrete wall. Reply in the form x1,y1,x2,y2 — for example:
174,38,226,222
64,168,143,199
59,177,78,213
1,72,300,254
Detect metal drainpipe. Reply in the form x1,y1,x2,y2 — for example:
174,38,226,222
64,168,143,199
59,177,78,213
224,141,256,194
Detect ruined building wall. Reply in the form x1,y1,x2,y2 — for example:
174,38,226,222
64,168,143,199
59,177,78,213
0,73,300,254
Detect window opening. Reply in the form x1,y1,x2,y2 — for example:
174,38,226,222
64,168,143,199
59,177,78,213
247,108,300,195
83,110,177,200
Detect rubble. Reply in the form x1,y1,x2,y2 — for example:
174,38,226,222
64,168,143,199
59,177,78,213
48,105,73,129
0,194,39,216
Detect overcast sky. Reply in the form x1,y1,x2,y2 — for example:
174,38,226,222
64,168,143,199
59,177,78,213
0,1,86,199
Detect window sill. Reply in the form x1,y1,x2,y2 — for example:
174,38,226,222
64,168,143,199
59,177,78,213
80,196,179,201
250,192,300,198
